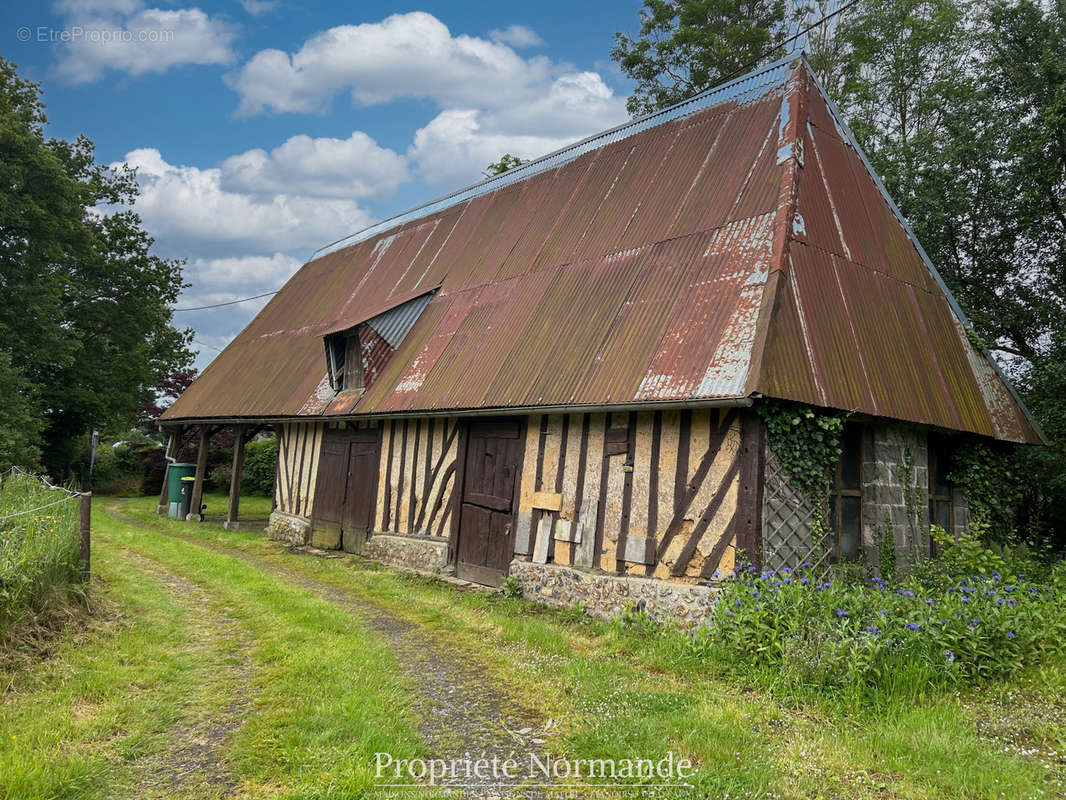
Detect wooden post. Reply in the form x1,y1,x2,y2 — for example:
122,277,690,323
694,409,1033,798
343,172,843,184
187,426,209,521
79,492,91,582
224,424,246,531
156,429,175,515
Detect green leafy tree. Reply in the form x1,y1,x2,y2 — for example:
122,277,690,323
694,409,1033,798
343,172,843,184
0,58,192,476
611,0,790,116
483,153,525,177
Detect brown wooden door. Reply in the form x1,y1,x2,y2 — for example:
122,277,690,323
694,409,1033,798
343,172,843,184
313,431,348,531
456,419,523,585
341,430,380,554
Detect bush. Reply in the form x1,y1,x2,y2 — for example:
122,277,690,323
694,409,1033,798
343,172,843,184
0,472,82,635
208,463,233,491
686,540,1066,696
242,438,277,496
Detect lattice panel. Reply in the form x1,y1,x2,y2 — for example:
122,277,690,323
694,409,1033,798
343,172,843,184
761,450,831,575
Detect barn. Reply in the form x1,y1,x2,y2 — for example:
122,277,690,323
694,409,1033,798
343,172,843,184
160,55,1041,621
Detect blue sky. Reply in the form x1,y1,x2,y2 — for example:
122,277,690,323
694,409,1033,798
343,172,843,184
3,1,639,369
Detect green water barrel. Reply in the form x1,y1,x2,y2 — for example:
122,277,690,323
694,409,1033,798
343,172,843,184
167,463,197,505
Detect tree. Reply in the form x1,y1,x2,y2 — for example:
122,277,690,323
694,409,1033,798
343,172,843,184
611,0,791,116
0,58,193,475
483,154,525,177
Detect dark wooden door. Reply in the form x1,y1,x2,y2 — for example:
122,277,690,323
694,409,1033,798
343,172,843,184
313,431,349,533
456,419,523,585
341,430,380,554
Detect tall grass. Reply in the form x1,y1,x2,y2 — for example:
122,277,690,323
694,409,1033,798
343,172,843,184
0,472,83,636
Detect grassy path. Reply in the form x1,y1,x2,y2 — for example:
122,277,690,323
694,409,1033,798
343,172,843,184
0,496,1061,799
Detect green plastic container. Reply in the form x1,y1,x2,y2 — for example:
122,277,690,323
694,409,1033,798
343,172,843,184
166,463,197,505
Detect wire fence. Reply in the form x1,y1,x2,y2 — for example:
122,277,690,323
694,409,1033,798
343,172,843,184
0,467,92,632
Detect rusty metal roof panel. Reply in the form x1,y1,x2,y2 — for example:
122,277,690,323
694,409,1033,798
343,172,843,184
163,55,1041,444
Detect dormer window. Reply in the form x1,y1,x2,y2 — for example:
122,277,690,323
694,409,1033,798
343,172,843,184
322,287,438,396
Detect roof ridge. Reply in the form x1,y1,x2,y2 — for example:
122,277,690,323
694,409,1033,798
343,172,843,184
309,54,804,263
744,60,810,397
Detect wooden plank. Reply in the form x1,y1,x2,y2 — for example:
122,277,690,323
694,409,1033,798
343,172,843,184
615,411,639,572
560,413,582,521
532,517,552,563
375,421,392,530
188,426,210,521
732,412,765,569
408,419,421,531
79,492,91,582
227,425,246,525
303,424,323,519
599,411,628,571
518,414,542,511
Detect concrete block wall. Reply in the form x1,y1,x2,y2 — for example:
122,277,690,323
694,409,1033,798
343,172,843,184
861,424,931,571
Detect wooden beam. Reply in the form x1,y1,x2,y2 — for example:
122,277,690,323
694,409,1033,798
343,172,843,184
156,428,177,514
79,492,92,583
187,426,209,521
224,424,246,530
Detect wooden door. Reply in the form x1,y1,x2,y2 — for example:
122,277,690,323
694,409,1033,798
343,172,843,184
341,429,380,554
456,419,523,585
311,430,349,548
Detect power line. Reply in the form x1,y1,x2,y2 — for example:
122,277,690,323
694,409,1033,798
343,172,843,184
713,0,862,88
173,290,278,312
192,339,223,353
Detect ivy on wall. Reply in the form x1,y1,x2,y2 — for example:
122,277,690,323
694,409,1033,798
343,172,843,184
949,441,1024,541
757,399,845,541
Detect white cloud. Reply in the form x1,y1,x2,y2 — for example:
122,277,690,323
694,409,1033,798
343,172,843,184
120,147,373,258
409,72,625,189
408,110,573,189
488,24,544,48
53,2,236,83
220,131,409,199
226,11,570,115
225,11,628,188
239,0,278,15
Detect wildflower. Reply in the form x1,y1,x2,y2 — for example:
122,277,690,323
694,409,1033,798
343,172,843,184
712,571,721,579
1007,631,1016,640
836,609,848,617
945,650,956,663
960,595,970,603
819,582,833,589
865,625,881,636
924,598,933,605
1004,585,1015,593
800,577,810,585
801,561,810,568
878,609,888,615
906,622,920,631
897,589,915,598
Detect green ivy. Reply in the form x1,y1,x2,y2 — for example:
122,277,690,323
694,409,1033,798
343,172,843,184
948,441,1024,542
757,400,845,532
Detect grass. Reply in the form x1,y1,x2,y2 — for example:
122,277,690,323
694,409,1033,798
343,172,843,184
1,493,1062,799
0,472,83,637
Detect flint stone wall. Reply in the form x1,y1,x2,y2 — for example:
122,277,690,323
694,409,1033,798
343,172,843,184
362,533,452,575
509,560,717,625
267,511,311,546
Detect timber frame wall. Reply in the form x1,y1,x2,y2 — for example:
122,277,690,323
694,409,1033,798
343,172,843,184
273,408,762,583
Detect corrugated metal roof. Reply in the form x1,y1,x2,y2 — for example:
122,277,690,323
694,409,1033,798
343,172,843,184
163,55,1041,444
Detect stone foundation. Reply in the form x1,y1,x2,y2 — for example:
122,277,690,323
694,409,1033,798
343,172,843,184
508,560,717,625
267,510,311,546
362,533,452,575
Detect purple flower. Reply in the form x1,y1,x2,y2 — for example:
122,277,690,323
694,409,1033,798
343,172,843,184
906,622,920,631
865,625,881,636
800,577,810,585
1007,631,1016,639
819,582,833,590
960,595,970,603
836,609,848,617
897,589,915,598
878,609,888,615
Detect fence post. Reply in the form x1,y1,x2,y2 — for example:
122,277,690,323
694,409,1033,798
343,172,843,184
80,492,92,583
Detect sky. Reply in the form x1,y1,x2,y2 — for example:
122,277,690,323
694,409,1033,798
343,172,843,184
3,0,640,370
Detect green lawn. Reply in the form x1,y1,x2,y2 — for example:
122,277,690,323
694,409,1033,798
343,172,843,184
0,494,1061,799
